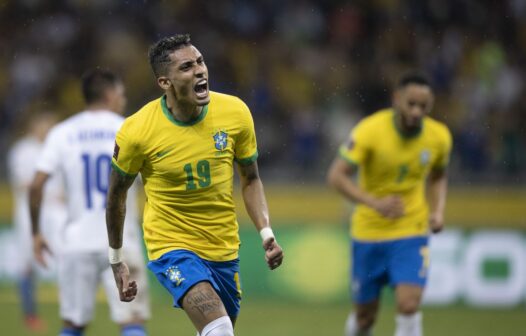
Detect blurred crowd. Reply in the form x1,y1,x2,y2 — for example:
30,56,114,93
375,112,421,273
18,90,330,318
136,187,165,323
1,0,525,183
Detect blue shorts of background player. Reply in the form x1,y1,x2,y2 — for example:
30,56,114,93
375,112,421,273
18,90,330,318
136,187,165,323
351,236,429,304
148,250,242,317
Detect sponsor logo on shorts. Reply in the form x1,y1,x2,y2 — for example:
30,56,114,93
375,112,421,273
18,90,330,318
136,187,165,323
165,266,185,286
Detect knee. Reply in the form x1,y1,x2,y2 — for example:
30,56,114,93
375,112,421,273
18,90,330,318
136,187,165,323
356,310,376,330
397,299,420,315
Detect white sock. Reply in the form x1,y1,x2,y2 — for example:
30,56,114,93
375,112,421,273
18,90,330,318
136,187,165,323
395,312,422,336
201,316,234,336
345,313,372,336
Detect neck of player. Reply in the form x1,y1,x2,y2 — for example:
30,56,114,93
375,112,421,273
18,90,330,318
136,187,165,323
166,93,203,123
395,112,421,137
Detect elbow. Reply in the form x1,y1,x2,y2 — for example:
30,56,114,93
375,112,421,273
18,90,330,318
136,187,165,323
326,168,339,190
28,181,41,204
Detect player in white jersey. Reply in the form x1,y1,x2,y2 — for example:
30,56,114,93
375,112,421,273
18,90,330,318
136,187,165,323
29,69,150,336
8,113,67,332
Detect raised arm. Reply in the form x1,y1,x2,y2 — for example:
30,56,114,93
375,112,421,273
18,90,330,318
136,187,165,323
29,171,51,267
327,157,404,219
106,168,137,301
427,168,448,233
237,161,283,270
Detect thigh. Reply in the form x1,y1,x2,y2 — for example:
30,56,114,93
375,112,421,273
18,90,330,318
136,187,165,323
58,253,100,326
387,236,429,288
395,284,424,314
147,250,221,309
351,240,388,304
103,248,151,324
205,258,242,319
182,281,228,333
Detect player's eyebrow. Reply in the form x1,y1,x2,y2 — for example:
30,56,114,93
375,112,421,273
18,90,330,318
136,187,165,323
177,56,204,69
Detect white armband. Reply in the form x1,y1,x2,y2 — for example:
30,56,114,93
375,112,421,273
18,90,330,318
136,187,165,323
259,227,275,241
109,247,123,264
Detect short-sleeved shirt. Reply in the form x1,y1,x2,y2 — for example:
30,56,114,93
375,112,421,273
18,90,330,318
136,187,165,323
36,110,142,253
112,91,258,262
339,108,452,241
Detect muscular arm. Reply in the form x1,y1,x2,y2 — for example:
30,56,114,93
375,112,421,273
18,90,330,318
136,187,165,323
29,171,51,266
106,169,136,249
327,157,376,207
427,168,448,233
238,161,283,269
327,157,404,219
29,171,50,236
237,162,269,231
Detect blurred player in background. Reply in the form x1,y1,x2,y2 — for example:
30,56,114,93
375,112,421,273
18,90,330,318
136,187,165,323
106,34,283,336
29,69,150,336
327,73,452,336
8,113,67,332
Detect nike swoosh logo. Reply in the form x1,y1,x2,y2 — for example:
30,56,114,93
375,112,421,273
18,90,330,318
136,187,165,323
156,147,174,158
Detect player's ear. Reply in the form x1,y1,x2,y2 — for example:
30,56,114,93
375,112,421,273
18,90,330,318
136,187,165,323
157,76,172,90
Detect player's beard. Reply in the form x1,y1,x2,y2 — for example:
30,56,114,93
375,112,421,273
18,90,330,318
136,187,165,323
399,113,423,136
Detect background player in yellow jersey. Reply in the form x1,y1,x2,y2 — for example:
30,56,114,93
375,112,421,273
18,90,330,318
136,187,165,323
106,34,284,336
327,73,452,336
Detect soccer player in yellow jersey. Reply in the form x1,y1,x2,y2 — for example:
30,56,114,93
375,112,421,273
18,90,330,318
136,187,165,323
106,34,284,336
327,73,452,336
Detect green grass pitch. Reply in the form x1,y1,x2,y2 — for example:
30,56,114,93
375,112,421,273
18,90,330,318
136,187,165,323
0,284,523,336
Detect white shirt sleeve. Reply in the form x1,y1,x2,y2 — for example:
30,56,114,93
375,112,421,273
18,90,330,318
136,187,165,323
8,140,36,189
36,126,63,175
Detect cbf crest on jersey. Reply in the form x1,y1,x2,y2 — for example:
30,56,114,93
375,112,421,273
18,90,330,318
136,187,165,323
213,131,228,151
420,149,430,166
165,266,185,286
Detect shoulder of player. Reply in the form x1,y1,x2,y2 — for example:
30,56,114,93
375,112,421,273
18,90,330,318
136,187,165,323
424,116,452,140
210,91,249,113
121,97,160,130
7,138,33,164
354,108,392,132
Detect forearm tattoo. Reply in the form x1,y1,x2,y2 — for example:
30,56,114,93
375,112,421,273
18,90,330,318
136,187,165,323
239,162,260,182
106,170,135,248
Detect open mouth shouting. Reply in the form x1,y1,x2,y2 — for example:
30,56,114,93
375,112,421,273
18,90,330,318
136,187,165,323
194,79,209,100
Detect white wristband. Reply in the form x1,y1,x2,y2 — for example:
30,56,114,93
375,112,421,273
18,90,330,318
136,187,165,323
259,227,275,241
109,247,123,264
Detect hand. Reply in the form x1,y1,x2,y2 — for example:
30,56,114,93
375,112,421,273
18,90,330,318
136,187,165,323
110,262,137,302
263,237,284,270
33,233,52,268
429,212,444,234
371,196,404,219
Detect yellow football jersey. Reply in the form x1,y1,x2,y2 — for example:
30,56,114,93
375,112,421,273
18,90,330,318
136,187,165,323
339,108,452,241
112,92,258,261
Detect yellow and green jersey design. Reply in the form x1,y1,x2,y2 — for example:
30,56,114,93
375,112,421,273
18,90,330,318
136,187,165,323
112,91,258,261
339,108,452,241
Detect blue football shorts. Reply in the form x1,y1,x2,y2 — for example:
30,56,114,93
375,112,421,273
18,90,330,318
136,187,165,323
147,249,242,317
351,236,429,304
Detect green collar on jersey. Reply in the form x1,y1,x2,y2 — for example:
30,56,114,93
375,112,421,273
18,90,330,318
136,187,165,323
161,95,209,127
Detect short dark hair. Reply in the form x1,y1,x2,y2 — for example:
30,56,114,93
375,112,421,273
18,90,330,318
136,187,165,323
397,72,431,89
81,68,121,104
148,34,192,77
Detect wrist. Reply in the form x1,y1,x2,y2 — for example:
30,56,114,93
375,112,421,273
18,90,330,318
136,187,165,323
364,195,378,210
108,247,123,264
259,227,275,241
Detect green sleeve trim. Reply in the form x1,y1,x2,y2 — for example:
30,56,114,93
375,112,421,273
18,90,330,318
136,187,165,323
338,146,359,168
111,161,138,178
235,151,259,166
